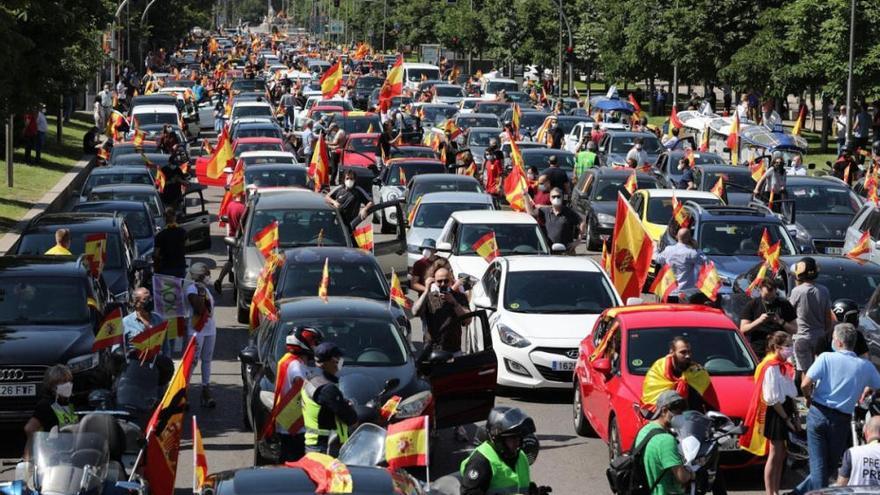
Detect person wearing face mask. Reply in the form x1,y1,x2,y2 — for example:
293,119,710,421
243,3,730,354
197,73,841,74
531,175,552,206
302,342,358,455
157,124,180,155
121,287,175,385
753,154,787,208
625,138,649,168
410,238,439,294
641,337,719,414
525,186,584,252
159,148,189,210
740,332,799,495
739,278,797,358
633,390,694,495
24,365,77,448
484,138,504,196
187,262,217,408
326,169,373,233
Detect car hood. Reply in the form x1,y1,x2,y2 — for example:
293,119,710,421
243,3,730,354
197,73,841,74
450,255,489,281
797,214,851,240
501,312,600,343
625,374,754,422
338,362,421,405
0,325,95,364
591,201,617,218
407,228,443,250
710,255,762,284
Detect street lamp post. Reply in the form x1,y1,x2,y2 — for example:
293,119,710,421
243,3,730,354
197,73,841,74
381,0,386,51
140,0,159,74
110,0,130,87
671,0,679,110
844,0,856,148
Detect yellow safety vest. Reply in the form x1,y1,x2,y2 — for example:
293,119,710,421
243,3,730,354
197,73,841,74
302,375,349,447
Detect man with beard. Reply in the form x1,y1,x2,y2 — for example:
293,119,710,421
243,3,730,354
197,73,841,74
641,337,719,413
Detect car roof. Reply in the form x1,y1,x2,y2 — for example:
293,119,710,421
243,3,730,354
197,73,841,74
786,254,880,272
606,130,658,138
89,165,152,175
72,200,148,212
240,151,295,159
411,174,479,185
504,255,604,273
521,148,574,155
696,164,753,173
402,63,440,69
281,246,378,265
0,255,89,276
277,296,394,320
605,303,736,329
90,184,158,193
234,137,283,144
589,167,657,178
637,189,720,200
785,175,849,187
131,104,178,114
233,101,272,108
419,191,493,204
467,126,502,134
451,210,537,224
27,212,120,233
458,113,498,120
255,189,331,210
485,77,516,84
689,204,777,221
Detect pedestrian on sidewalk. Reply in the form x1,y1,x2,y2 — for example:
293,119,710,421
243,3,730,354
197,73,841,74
22,110,38,164
93,97,103,131
35,104,48,164
187,262,217,409
214,195,245,295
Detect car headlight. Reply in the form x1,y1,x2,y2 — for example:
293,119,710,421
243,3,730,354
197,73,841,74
789,224,811,242
386,190,401,201
596,213,615,224
243,268,260,286
68,353,99,373
497,324,531,348
395,391,433,419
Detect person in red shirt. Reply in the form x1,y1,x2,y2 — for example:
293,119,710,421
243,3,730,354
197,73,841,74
590,122,606,145
214,196,246,294
531,175,551,206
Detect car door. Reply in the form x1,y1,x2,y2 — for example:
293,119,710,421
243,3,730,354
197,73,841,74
180,184,211,252
580,318,621,439
428,310,497,429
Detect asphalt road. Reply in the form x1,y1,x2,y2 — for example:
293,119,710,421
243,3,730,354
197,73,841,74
0,145,774,495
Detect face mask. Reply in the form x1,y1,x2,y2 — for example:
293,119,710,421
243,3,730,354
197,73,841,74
779,346,793,360
551,197,563,207
539,184,548,192
344,179,355,189
527,173,535,180
635,145,642,150
422,249,434,259
56,382,73,399
336,358,344,370
677,164,685,171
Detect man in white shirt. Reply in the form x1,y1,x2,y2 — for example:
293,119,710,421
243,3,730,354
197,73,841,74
788,155,808,176
837,416,880,486
35,105,48,164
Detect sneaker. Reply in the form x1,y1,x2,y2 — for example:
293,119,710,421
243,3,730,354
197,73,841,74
201,386,216,408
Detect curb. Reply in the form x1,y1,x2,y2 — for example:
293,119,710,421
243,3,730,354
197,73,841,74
0,154,97,254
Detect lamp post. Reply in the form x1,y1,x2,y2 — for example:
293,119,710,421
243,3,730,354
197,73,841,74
843,0,856,148
110,0,130,87
140,0,159,74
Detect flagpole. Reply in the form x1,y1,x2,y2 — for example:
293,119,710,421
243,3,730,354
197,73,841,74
424,415,431,492
192,415,198,495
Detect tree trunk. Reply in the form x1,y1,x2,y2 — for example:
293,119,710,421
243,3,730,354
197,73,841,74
820,94,829,153
810,88,816,133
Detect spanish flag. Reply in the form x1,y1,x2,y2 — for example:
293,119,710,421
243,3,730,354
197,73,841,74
285,453,353,494
749,158,765,183
83,233,108,277
709,175,727,204
133,128,146,148
319,59,343,98
318,257,330,303
698,124,710,152
353,224,374,251
97,147,110,161
791,105,807,136
866,174,879,205
511,103,522,138
261,353,300,439
764,240,781,273
668,106,682,137
308,134,331,192
757,228,771,259
192,416,208,493
379,55,404,112
206,126,233,180
262,374,305,440
407,195,422,226
385,415,429,469
155,169,167,193
623,172,638,195
131,321,168,362
641,354,716,411
472,231,501,263
685,148,695,167
443,119,463,140
379,395,402,421
503,163,528,212
628,94,642,121
508,132,526,173
165,316,186,341
249,252,283,330
746,263,768,294
92,307,124,351
847,230,873,260
254,220,279,258
649,264,678,303
601,240,612,274
389,270,412,309
671,195,689,228
696,261,721,302
610,194,654,300
727,112,740,165
739,353,794,456
144,336,197,495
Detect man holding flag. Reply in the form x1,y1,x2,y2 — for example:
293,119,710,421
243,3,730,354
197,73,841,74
655,228,707,299
525,187,584,252
121,287,175,385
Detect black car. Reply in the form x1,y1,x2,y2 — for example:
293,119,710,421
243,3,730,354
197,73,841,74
499,110,549,138
454,113,501,132
231,122,284,141
520,148,577,182
572,168,665,250
72,200,158,259
352,76,384,110
109,152,169,169
78,166,156,204
0,256,115,422
597,130,664,168
13,212,147,303
108,142,162,163
240,297,496,464
653,150,727,187
691,165,757,206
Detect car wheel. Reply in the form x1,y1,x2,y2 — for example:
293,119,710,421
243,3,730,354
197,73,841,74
608,416,621,461
253,429,271,466
236,290,249,324
586,219,601,252
379,211,393,234
572,379,596,437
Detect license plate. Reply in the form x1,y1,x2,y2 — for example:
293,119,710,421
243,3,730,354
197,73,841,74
0,383,36,397
825,247,843,255
551,361,575,371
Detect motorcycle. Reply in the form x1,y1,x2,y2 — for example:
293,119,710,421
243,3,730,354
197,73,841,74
671,410,744,495
851,391,880,446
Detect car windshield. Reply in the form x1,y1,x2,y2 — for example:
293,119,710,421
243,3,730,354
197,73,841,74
133,113,177,126
422,107,458,125
787,184,860,214
249,208,348,247
555,119,582,134
818,270,880,309
504,271,616,314
245,168,307,188
233,106,272,119
387,163,445,186
412,181,481,201
435,86,463,97
626,327,756,376
461,100,479,110
487,81,518,93
698,221,797,256
232,79,266,92
235,127,282,139
356,78,383,90
457,117,499,130
522,152,575,173
89,191,161,218
0,278,89,325
406,68,440,82
243,156,296,166
413,203,491,228
274,317,407,366
341,116,382,134
279,259,387,300
475,104,508,116
236,143,282,154
700,170,756,193
18,232,123,268
347,137,378,152
593,177,659,201
456,223,548,256
520,113,548,129
609,136,663,154
83,173,153,194
645,197,721,224
390,148,437,160
468,130,500,147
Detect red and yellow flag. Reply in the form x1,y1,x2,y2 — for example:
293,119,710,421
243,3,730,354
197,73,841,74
623,172,638,195
155,169,167,193
628,94,642,121
379,56,404,112
696,262,721,301
379,395,402,421
207,126,233,179
847,230,873,260
866,173,879,205
254,220,279,258
319,59,343,98
249,252,283,330
710,176,726,203
746,263,769,294
131,321,168,362
144,336,197,495
764,240,781,274
503,163,528,212
649,264,678,303
308,134,331,191
641,354,716,410
385,415,429,470
511,103,522,138
192,416,208,493
601,240,612,274
791,105,807,136
739,353,794,456
133,129,146,148
353,224,374,251
727,113,741,164
758,228,771,258
83,233,108,277
165,316,186,341
390,270,412,309
285,453,353,494
262,372,305,439
671,194,689,227
749,159,765,183
92,307,124,352
352,43,370,60
508,132,525,174
407,194,422,226
443,119,463,140
318,257,330,303
472,231,501,263
610,194,654,300
668,106,683,137
685,148,695,167
698,124,710,152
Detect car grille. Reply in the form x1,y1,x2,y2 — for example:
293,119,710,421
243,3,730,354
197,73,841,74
533,364,574,383
813,239,844,253
532,347,580,360
0,365,47,418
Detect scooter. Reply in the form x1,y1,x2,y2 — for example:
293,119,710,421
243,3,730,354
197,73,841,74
671,410,744,495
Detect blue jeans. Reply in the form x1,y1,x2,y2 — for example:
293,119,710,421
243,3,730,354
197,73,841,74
795,404,850,494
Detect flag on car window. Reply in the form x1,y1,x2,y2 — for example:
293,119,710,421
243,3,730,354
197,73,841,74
728,113,741,164
92,307,124,352
709,176,726,204
472,231,501,263
83,233,108,277
386,415,429,469
380,396,402,421
206,126,233,179
406,195,422,226
763,240,781,274
671,194,689,228
254,220,279,258
379,55,404,113
623,172,637,195
757,228,771,259
133,129,146,148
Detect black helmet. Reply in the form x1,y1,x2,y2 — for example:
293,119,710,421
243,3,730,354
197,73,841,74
286,326,323,355
486,406,535,460
832,298,860,326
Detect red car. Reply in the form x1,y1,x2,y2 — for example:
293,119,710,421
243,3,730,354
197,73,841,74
341,132,380,168
572,304,758,464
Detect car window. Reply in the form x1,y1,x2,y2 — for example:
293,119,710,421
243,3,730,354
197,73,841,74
0,277,90,325
609,136,663,154
387,163,445,186
455,223,548,256
861,209,880,238
523,152,576,173
816,270,880,309
788,184,860,215
18,232,123,268
347,137,378,152
435,86,463,97
279,259,387,300
468,130,500,147
700,170,755,193
249,208,348,247
698,221,797,256
236,143,283,154
245,168,308,188
482,263,501,306
233,106,273,119
132,113,177,127
84,173,153,194
414,203,491,229
504,270,616,314
89,191,162,218
645,197,721,224
275,318,407,366
592,177,658,201
627,327,755,376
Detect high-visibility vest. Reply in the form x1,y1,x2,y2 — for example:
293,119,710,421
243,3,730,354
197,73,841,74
51,402,77,428
460,441,530,495
301,375,349,447
846,442,880,486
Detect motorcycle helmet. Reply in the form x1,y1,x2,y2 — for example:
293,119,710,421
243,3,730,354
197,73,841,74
286,326,323,356
832,298,860,326
486,406,536,461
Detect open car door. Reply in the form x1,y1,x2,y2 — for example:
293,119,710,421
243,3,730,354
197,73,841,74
427,310,497,429
180,183,211,252
352,200,406,256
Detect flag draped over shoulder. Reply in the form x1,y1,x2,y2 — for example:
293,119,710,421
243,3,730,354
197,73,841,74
739,353,794,456
640,355,716,411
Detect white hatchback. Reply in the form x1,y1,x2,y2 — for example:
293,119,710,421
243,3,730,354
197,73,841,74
843,202,880,264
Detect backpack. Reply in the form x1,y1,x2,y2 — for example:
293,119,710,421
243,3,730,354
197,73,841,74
606,427,669,495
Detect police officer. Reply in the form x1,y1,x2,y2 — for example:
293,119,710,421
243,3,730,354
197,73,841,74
270,327,323,461
302,342,358,455
460,407,551,495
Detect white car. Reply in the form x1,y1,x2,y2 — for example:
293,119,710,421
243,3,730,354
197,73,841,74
231,101,274,124
406,191,495,270
471,256,622,389
458,97,483,115
480,77,519,100
843,202,880,264
564,121,627,153
130,104,180,129
435,210,551,282
239,151,299,167
402,63,441,91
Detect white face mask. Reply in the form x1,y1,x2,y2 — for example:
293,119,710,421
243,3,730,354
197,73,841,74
336,358,345,371
551,197,563,207
635,145,642,150
56,382,73,399
422,249,434,258
344,179,355,189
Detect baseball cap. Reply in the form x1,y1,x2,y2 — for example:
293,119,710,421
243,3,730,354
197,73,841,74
314,342,344,362
651,390,685,419
791,257,818,278
420,238,436,250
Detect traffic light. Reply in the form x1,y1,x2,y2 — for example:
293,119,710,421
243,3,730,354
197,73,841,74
565,46,575,64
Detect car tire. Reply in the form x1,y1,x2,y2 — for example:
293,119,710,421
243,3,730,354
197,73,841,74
586,219,601,252
572,379,596,437
253,429,271,466
379,211,393,234
236,290,249,324
608,416,621,461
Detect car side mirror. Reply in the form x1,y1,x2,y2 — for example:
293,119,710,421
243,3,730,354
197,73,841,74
436,241,452,252
239,346,258,365
224,236,240,248
472,294,496,311
591,357,612,376
551,243,566,254
429,349,454,364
